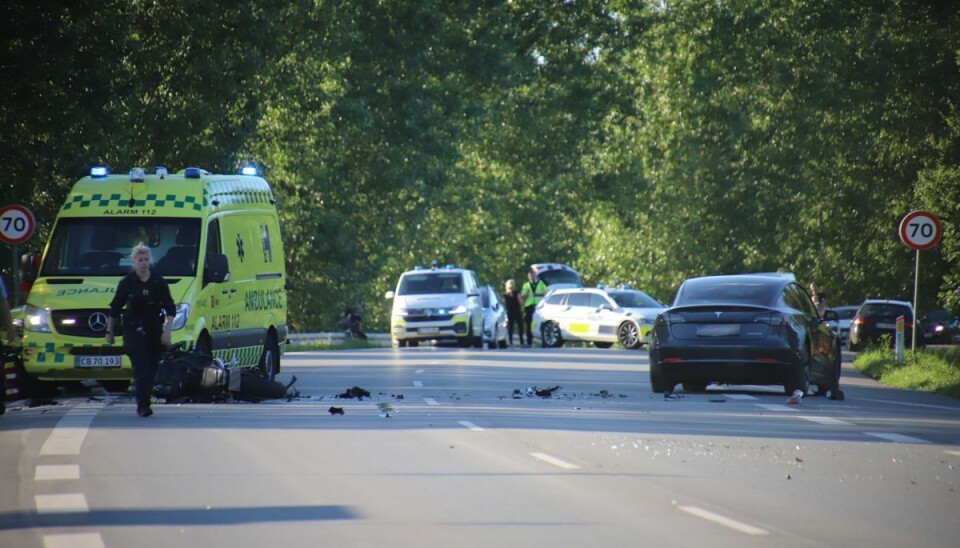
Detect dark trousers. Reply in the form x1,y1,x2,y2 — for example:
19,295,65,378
524,305,536,344
123,326,162,408
507,314,524,345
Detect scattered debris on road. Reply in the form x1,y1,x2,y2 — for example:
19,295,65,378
328,406,345,415
337,386,371,400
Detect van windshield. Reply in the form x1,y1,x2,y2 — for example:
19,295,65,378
398,272,464,295
40,217,201,277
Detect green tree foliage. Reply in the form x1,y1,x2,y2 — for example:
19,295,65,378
2,0,958,330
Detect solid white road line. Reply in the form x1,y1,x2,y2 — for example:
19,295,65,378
458,420,484,431
863,432,931,444
678,505,769,536
423,397,439,406
44,533,105,548
755,404,800,412
35,464,80,481
529,452,579,470
945,450,960,457
797,416,855,426
35,493,89,513
39,404,104,456
416,369,425,374
413,380,423,387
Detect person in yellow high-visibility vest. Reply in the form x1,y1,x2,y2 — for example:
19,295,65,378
520,269,548,347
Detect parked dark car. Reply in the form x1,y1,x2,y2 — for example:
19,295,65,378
648,274,842,397
848,300,921,351
919,308,957,345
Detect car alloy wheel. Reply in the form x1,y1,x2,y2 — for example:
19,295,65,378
617,321,641,349
542,321,562,348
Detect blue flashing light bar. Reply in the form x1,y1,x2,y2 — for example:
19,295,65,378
240,164,259,176
154,166,169,176
184,167,202,179
90,166,109,178
129,168,146,182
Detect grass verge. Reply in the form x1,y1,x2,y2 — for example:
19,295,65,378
852,345,960,398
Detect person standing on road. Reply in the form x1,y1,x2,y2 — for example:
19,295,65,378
503,279,525,347
106,244,175,417
808,282,827,317
520,269,547,347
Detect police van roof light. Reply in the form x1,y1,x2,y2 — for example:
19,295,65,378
91,166,109,178
240,164,258,176
184,167,202,179
129,168,146,182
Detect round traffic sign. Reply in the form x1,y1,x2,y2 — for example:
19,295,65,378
899,210,942,250
0,204,36,245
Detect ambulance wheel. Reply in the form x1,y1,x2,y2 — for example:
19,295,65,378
258,332,279,381
196,334,212,357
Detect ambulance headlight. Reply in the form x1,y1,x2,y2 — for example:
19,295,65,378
449,305,467,314
172,303,190,330
25,305,52,333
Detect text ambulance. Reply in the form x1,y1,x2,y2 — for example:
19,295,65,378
20,166,288,382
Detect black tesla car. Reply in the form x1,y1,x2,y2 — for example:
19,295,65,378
648,274,842,397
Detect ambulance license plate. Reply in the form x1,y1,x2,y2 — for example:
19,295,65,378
419,327,439,334
75,356,122,368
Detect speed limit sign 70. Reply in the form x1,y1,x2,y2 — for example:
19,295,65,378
0,204,36,245
899,210,942,250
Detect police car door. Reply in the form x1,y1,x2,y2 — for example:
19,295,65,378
590,292,618,342
563,292,591,341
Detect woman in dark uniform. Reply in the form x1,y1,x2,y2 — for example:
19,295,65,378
105,244,175,417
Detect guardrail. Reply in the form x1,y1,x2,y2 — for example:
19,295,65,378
286,332,392,346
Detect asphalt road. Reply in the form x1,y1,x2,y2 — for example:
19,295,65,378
1,347,959,548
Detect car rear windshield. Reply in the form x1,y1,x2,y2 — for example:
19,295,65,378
858,303,913,320
609,291,663,308
674,279,778,306
537,270,581,286
398,272,464,295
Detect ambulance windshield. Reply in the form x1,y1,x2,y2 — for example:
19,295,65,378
40,218,202,277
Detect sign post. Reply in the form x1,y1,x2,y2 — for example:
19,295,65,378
898,210,943,353
895,316,905,363
0,204,37,307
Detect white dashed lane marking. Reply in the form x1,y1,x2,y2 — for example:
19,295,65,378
722,394,758,400
423,397,439,406
864,432,931,444
415,369,425,374
35,493,89,513
458,421,484,431
39,404,104,456
44,533,106,548
530,452,579,470
35,464,80,481
679,506,769,536
413,380,423,387
946,450,960,457
796,416,855,426
754,404,800,412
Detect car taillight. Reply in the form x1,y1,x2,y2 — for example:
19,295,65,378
656,313,686,326
755,313,787,326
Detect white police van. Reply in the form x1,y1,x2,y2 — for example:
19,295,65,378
384,262,483,348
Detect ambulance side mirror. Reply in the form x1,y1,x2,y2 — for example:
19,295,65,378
20,253,39,283
204,253,229,285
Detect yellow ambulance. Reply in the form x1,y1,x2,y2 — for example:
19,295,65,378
20,165,287,383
